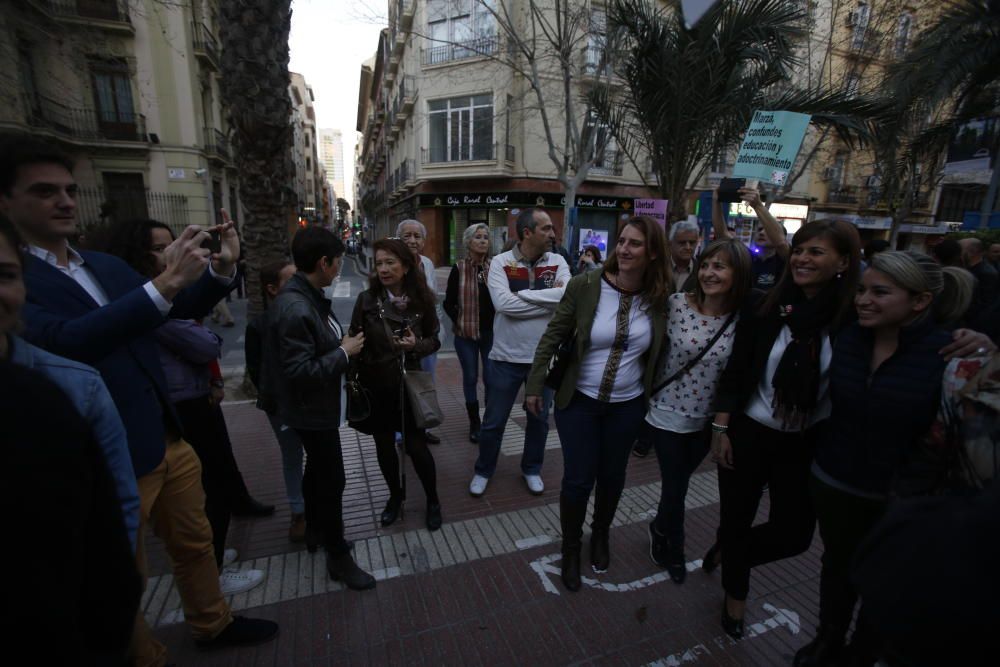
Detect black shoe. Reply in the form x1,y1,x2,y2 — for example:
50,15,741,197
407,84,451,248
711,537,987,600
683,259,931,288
195,616,279,651
305,524,321,554
466,401,481,443
424,430,441,445
561,546,581,591
632,438,651,458
231,497,276,518
648,522,668,568
590,527,610,573
721,597,745,640
426,502,442,531
702,541,722,573
666,545,687,585
380,496,403,527
327,552,376,590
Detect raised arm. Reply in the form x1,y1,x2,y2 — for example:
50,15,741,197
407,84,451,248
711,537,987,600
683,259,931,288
711,188,734,241
741,188,789,259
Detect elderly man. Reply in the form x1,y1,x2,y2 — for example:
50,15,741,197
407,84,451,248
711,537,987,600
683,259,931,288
668,219,701,292
396,218,442,444
961,237,999,314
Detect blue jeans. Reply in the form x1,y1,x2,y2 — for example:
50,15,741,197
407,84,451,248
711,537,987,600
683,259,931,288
554,392,646,504
475,360,553,478
650,425,710,547
453,332,493,403
420,351,437,378
267,413,305,514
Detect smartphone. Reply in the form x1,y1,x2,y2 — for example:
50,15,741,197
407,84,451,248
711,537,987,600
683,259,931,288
393,317,412,338
201,229,222,254
717,177,746,203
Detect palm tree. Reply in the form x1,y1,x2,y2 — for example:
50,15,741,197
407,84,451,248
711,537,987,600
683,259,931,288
594,0,881,221
218,0,297,316
883,0,1000,230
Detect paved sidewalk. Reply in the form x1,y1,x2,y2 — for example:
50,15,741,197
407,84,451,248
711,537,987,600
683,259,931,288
147,357,823,665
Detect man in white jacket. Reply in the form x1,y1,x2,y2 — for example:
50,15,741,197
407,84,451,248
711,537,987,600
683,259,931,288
469,208,570,497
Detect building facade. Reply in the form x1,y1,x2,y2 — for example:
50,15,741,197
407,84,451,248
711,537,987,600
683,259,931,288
1,0,241,233
355,0,657,267
319,128,347,202
289,71,327,224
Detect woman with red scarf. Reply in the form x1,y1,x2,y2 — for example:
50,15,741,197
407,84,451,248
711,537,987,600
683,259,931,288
444,223,495,443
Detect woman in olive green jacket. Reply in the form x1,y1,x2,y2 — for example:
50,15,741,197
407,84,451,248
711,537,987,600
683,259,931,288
526,215,671,592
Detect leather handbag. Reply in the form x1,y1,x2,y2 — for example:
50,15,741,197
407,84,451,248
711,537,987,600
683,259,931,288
402,367,444,429
345,367,372,423
544,329,577,390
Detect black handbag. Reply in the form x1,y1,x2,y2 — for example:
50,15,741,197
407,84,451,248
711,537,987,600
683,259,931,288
544,329,577,390
345,366,372,423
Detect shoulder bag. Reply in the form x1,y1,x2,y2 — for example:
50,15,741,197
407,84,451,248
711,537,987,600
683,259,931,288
544,329,577,390
651,311,736,396
378,299,444,429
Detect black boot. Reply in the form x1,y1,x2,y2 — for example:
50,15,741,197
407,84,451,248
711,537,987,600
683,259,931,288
559,494,587,592
666,542,687,584
590,486,622,573
327,552,376,590
793,625,846,667
380,495,403,527
466,401,481,443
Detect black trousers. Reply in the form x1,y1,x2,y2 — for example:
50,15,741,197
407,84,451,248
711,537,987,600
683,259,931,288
718,413,820,600
174,395,240,569
810,473,886,644
294,427,350,557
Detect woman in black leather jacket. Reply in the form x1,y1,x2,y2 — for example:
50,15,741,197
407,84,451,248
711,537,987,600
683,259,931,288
261,227,375,591
350,238,443,531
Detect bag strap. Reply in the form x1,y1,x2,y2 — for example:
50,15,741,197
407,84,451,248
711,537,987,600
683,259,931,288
651,311,736,396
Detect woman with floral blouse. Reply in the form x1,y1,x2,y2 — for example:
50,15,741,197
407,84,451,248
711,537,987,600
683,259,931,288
646,239,753,584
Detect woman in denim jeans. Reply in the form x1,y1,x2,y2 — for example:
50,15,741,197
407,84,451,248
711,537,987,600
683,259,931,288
443,223,495,442
645,239,753,585
525,216,671,592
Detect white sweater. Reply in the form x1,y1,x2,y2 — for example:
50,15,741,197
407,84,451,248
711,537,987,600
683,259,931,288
487,245,571,364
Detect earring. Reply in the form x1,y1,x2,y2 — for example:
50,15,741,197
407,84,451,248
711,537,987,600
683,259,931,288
836,272,843,279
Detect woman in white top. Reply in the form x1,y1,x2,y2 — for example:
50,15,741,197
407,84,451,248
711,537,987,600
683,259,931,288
646,239,753,585
525,216,671,592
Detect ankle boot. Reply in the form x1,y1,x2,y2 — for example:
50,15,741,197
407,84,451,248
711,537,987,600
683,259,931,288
590,485,622,573
793,624,846,667
327,552,376,590
559,494,587,592
466,401,481,443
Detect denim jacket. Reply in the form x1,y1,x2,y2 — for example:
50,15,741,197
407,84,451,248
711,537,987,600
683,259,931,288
9,334,140,551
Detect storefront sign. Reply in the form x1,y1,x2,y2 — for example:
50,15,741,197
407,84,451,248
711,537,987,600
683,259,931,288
733,110,812,186
811,212,892,230
417,192,636,210
634,198,670,226
899,222,950,235
728,202,809,219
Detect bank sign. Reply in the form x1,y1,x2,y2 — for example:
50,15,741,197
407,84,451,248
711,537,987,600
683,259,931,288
417,193,634,210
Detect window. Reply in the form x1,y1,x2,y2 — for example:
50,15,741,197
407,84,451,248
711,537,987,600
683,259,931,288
90,58,137,139
895,12,912,57
425,0,497,65
428,94,493,162
851,2,870,49
709,147,730,174
584,8,610,75
582,111,618,175
18,43,41,119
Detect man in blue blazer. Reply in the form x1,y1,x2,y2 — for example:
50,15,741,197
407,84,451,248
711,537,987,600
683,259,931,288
0,134,278,663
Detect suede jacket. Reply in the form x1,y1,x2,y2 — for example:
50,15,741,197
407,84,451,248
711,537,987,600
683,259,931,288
525,270,666,410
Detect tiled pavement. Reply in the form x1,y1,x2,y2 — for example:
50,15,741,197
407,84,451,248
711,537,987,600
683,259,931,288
147,357,824,665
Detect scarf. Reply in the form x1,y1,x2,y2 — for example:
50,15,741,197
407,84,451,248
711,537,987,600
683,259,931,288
770,281,841,430
386,291,410,311
457,256,489,339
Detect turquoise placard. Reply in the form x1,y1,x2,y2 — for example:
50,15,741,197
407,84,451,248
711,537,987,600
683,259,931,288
732,110,812,186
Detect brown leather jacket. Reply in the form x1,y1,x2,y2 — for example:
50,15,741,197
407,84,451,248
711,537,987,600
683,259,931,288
349,288,440,388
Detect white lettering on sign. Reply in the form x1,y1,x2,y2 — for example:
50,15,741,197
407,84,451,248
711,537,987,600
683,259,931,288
463,195,482,204
486,195,509,205
447,196,460,205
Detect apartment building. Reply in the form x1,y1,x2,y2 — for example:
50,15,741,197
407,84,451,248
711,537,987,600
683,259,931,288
355,0,657,266
0,0,241,233
289,71,329,223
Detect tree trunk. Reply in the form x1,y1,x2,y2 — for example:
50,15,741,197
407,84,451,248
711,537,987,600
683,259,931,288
562,184,577,249
219,0,297,318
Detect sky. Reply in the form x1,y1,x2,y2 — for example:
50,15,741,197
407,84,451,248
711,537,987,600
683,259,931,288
288,0,386,200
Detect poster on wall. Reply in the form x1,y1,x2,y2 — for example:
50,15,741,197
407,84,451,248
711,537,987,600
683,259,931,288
578,228,609,253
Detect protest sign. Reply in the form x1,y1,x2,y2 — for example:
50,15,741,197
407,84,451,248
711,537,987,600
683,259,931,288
732,110,811,186
633,198,669,227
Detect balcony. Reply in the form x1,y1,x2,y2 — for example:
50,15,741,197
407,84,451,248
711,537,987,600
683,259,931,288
421,142,515,167
399,0,415,32
76,186,188,233
203,127,230,163
392,27,406,57
826,187,859,206
398,75,415,114
401,158,415,187
26,96,147,144
192,22,220,71
422,36,500,67
43,0,134,32
589,150,624,178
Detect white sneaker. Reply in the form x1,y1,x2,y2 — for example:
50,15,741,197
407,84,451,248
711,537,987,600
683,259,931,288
222,548,238,567
469,474,489,497
219,568,265,596
524,474,545,495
